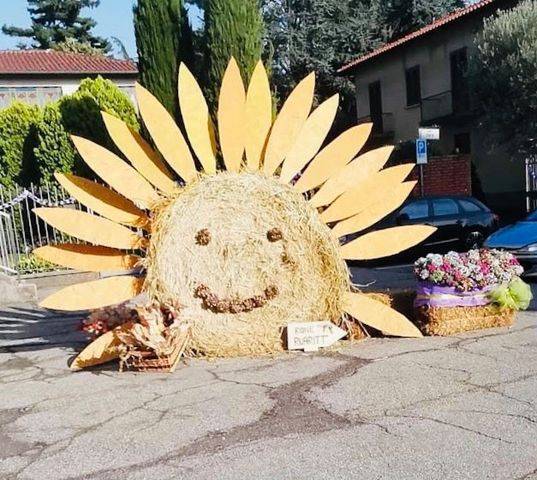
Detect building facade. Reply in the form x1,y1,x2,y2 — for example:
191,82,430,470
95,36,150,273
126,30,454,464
0,50,138,108
338,0,522,213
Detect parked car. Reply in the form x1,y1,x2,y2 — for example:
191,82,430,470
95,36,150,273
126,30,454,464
366,196,499,258
485,209,537,271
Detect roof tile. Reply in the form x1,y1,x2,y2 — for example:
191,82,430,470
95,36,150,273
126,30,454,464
338,0,499,74
0,50,138,75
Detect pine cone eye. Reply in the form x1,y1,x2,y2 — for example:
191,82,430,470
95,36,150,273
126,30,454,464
196,229,211,246
267,227,283,242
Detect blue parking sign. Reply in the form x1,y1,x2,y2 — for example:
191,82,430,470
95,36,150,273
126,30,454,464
416,139,428,165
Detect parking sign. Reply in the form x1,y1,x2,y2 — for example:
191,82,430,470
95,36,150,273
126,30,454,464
416,139,428,165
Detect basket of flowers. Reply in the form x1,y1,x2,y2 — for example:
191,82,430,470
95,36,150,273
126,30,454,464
413,249,532,336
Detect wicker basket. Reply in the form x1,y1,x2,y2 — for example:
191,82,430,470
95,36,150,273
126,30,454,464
122,326,190,373
414,305,515,336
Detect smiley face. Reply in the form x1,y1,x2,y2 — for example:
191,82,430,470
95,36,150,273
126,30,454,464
146,172,349,356
193,226,283,314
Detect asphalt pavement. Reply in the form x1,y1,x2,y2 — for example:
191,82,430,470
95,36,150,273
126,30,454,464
1,295,537,479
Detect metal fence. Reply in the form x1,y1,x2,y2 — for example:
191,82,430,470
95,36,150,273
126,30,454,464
0,182,80,276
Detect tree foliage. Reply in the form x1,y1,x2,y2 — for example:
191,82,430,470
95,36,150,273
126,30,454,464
0,102,41,188
264,0,464,127
2,0,110,52
34,102,77,184
205,0,264,108
382,0,464,40
52,37,105,56
134,0,194,119
470,0,537,158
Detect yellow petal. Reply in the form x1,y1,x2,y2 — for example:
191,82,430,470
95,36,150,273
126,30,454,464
279,94,339,184
343,291,423,338
339,225,437,260
40,276,143,311
320,163,414,223
33,208,143,250
71,136,160,210
55,173,148,228
331,181,417,238
218,58,246,172
102,112,177,196
33,244,140,272
263,72,315,176
71,322,134,371
310,146,393,208
294,123,372,193
178,63,217,174
135,83,197,182
245,60,272,171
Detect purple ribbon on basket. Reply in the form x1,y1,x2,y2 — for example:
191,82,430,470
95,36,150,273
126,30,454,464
414,282,494,308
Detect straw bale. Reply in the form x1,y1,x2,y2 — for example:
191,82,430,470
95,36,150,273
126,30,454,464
415,305,515,336
144,172,349,357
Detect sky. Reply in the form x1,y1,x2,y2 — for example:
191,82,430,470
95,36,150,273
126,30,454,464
0,0,203,58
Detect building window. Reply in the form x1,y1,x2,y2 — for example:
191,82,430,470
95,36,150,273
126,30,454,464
454,132,471,154
450,48,469,113
405,65,421,107
368,80,383,134
0,86,62,108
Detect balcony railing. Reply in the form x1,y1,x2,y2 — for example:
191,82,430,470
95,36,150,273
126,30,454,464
421,89,471,124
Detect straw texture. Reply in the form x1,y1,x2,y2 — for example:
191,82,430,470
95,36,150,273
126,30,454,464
144,172,349,357
415,305,515,336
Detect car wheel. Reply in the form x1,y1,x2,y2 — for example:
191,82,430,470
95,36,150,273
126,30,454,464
464,231,484,250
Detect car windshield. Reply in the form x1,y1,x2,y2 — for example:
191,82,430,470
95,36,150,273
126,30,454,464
526,210,537,221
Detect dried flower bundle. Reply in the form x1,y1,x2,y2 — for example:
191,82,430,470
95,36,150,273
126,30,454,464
116,301,186,365
79,304,138,340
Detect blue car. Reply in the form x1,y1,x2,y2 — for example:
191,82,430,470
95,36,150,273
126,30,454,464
485,210,537,271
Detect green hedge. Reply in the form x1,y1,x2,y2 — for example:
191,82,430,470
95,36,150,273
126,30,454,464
0,76,139,187
0,102,41,187
34,102,77,184
59,76,139,151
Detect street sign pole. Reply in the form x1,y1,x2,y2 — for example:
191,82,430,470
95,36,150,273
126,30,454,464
415,138,428,197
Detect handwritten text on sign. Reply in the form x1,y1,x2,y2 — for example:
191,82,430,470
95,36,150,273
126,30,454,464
287,321,347,352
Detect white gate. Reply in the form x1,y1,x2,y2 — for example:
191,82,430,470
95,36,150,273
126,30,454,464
0,183,78,275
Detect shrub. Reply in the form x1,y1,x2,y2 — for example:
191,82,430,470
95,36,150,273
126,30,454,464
0,77,138,186
34,102,78,184
17,253,57,274
36,77,138,181
0,101,41,187
59,76,139,152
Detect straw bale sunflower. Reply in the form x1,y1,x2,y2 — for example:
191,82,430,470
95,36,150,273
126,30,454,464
34,59,435,357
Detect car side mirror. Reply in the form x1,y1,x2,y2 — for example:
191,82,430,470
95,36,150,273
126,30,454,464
397,213,409,225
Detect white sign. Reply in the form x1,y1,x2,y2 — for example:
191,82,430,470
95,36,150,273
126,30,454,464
416,138,428,165
287,321,346,352
418,127,440,140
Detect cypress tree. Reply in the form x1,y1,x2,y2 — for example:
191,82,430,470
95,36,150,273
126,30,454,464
204,0,264,108
134,0,194,120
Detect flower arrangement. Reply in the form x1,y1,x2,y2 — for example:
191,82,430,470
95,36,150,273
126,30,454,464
414,249,523,292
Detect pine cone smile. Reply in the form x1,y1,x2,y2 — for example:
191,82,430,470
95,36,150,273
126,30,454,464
194,283,279,314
